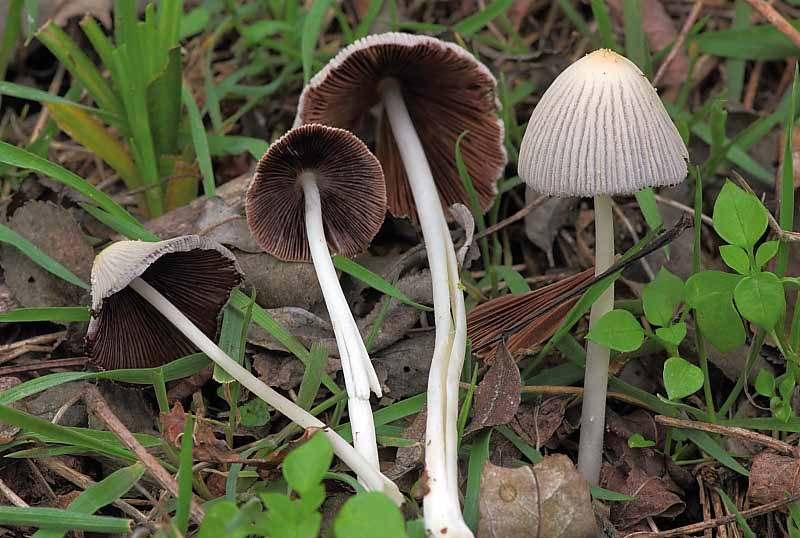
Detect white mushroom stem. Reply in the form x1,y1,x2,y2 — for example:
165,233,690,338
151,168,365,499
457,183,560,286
577,194,615,486
382,80,473,538
301,176,381,474
128,277,401,504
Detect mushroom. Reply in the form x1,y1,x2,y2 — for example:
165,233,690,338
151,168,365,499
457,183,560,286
245,125,386,476
295,33,506,537
87,235,401,503
518,49,688,484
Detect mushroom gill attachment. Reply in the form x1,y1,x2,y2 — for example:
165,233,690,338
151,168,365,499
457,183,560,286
87,236,242,369
294,32,506,221
245,124,386,262
519,48,688,197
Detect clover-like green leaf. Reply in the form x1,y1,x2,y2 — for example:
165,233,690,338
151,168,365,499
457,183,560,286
642,268,684,326
755,240,779,269
719,245,750,275
627,433,656,448
712,180,768,250
586,309,644,352
283,431,333,495
754,369,775,398
334,493,406,538
663,357,704,401
734,272,786,330
655,322,687,347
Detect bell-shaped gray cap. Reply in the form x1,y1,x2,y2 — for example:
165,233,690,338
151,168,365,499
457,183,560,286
87,236,242,369
519,49,688,197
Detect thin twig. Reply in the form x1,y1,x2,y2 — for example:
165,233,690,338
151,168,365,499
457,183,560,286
625,491,800,537
654,415,798,456
744,0,800,49
39,458,151,526
0,478,29,507
473,195,549,241
0,357,88,376
84,386,205,523
653,0,704,86
652,195,713,226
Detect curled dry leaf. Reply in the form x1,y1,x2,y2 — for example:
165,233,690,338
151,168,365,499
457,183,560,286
510,397,570,450
524,187,574,266
466,342,521,434
747,451,800,506
449,203,478,269
477,454,598,538
387,410,427,480
0,201,93,309
160,401,240,463
600,461,685,529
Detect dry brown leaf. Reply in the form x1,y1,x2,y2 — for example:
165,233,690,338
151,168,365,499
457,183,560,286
600,461,684,529
387,410,427,480
477,454,598,538
0,377,24,443
466,342,521,434
747,452,800,506
160,401,239,463
524,187,575,266
510,397,569,450
0,201,92,309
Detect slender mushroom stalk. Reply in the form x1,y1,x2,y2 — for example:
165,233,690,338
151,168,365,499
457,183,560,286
577,194,614,483
295,34,507,537
88,237,402,504
382,80,471,532
301,175,380,470
518,49,688,486
246,125,389,482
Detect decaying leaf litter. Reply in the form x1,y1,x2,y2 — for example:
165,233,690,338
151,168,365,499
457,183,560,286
0,0,798,537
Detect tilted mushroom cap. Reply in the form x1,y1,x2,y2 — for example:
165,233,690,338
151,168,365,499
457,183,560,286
294,32,507,221
87,236,242,369
245,124,386,262
519,49,688,197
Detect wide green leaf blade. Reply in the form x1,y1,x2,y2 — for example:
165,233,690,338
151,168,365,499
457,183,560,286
0,507,131,534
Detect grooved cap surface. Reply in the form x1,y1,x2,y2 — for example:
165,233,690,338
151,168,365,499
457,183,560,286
519,49,688,197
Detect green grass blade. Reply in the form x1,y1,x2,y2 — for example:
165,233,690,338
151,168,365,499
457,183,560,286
776,66,797,277
0,507,131,534
332,255,432,311
149,48,182,158
182,84,215,197
0,141,140,225
495,425,541,464
717,488,755,538
174,413,194,535
0,81,121,125
0,353,209,405
493,265,531,294
79,203,156,241
354,0,384,40
79,16,117,82
590,0,619,51
623,0,649,74
35,22,123,117
0,223,88,289
556,0,596,45
0,404,135,461
635,187,664,232
0,0,24,84
297,343,327,411
452,0,513,37
683,429,748,476
46,102,143,191
301,0,332,83
0,306,90,323
463,429,492,531
694,21,800,60
33,464,145,538
726,1,752,101
206,134,268,159
215,303,248,383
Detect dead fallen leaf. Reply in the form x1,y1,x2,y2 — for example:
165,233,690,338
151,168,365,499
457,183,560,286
449,203,478,269
238,254,324,310
373,332,435,400
387,410,427,480
510,397,569,450
477,454,598,538
747,452,800,506
0,377,24,443
524,187,574,266
466,342,521,434
600,461,685,529
160,401,240,463
160,401,188,446
0,201,93,309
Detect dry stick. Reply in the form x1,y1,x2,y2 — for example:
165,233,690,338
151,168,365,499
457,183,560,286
654,415,798,455
84,387,206,523
625,491,800,537
652,194,714,226
0,478,29,507
39,458,150,526
745,0,800,49
473,194,549,241
653,0,704,86
0,357,89,376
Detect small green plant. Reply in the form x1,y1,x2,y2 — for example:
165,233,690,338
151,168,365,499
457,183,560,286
197,432,408,538
587,179,799,408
